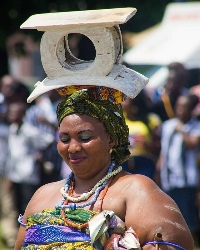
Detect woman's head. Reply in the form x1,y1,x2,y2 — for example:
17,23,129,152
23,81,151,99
57,87,130,165
57,113,115,178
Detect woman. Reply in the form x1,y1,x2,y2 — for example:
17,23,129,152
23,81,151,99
14,85,193,250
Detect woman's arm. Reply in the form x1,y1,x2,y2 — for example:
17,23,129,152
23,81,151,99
124,175,194,249
14,225,26,250
14,180,64,249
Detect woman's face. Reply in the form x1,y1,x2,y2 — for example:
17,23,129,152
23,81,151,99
57,113,115,179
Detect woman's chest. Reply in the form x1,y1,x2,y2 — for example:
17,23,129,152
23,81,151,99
93,189,127,222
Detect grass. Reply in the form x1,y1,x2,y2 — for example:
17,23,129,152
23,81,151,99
0,227,16,250
0,239,13,250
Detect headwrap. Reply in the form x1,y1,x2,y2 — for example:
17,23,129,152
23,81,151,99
56,86,130,165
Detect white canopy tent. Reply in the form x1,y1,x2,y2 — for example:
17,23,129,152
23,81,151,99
123,2,200,88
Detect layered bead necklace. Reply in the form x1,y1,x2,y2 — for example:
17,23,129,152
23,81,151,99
56,162,122,229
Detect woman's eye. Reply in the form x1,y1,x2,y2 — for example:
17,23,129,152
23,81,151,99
59,135,70,143
80,136,91,142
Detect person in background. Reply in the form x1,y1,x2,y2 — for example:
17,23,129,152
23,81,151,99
5,102,54,220
0,120,9,198
0,75,30,248
121,90,161,180
150,62,189,122
189,73,200,120
0,74,31,121
25,90,63,185
0,114,14,248
156,93,200,247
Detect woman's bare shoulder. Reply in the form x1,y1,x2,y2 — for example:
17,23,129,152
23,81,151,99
117,173,193,249
23,179,65,220
117,173,183,219
116,172,161,193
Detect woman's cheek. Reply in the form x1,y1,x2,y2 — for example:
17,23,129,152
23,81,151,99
57,141,67,157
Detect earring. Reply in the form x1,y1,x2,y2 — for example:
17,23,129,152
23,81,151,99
109,148,113,154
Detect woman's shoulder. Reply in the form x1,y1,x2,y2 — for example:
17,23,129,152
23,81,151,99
36,179,65,195
117,172,159,190
23,179,65,220
114,172,179,211
115,173,193,249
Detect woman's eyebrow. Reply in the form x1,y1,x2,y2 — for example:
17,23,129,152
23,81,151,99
59,129,92,135
78,129,92,134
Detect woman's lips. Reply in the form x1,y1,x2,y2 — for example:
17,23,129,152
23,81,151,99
69,156,86,164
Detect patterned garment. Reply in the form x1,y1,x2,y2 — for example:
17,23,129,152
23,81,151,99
56,85,125,105
21,208,129,250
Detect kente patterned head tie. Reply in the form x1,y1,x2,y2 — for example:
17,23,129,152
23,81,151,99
56,86,130,165
56,85,125,104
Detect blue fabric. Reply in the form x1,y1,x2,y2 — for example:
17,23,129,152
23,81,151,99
23,224,90,246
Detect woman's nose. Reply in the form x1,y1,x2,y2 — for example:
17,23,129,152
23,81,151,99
68,139,81,153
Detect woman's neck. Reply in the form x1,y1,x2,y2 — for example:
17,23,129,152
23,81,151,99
73,161,114,195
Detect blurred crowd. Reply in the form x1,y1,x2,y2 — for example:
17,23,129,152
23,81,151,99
0,74,73,248
0,31,200,248
122,62,200,247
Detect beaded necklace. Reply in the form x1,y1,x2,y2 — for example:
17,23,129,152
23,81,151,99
60,162,120,202
56,161,116,209
56,162,122,229
56,164,122,210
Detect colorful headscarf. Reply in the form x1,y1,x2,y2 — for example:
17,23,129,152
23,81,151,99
56,86,130,165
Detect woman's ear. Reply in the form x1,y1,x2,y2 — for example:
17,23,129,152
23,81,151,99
109,135,115,148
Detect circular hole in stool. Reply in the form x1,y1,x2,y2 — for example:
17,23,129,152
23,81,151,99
57,33,96,71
